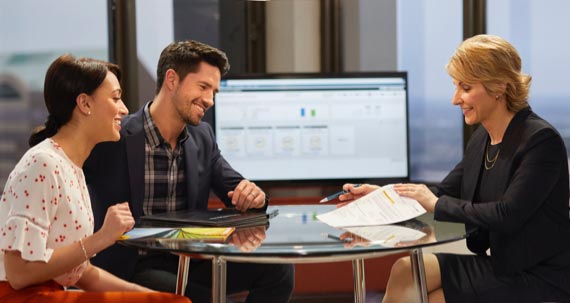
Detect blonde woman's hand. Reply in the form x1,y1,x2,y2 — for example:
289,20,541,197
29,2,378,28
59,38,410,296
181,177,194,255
337,183,380,207
393,183,438,212
339,232,371,248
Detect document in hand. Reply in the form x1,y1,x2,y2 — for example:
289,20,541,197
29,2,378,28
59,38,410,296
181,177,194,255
140,208,276,228
316,184,426,227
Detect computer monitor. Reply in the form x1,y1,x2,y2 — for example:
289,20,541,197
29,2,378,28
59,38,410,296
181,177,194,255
213,72,409,185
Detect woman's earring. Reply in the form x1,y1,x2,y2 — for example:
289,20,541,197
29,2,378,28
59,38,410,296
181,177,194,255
495,95,500,100
87,111,91,115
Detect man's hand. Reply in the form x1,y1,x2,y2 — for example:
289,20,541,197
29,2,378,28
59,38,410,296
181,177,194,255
227,179,266,211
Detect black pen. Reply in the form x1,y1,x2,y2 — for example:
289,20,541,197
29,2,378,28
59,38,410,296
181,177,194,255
321,233,352,242
319,184,362,203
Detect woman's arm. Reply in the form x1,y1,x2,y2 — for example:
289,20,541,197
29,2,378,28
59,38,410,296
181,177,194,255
74,264,152,292
4,203,134,290
4,230,112,290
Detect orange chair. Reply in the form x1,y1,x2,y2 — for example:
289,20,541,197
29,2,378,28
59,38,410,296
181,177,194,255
0,281,190,303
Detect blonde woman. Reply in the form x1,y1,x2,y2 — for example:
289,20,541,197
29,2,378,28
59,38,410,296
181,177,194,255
342,35,570,303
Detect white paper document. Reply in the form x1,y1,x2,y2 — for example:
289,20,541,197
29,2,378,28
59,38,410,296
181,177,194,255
316,184,426,227
344,225,426,247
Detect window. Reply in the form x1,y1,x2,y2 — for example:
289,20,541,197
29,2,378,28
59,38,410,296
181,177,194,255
397,0,463,182
0,0,109,187
488,0,570,161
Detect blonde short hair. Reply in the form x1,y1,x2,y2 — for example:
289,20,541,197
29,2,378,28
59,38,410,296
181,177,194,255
446,34,531,112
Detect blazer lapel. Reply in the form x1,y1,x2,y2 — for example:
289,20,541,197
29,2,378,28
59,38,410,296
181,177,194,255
123,111,146,220
462,108,532,201
184,128,199,210
126,133,145,219
463,131,486,201
492,108,532,194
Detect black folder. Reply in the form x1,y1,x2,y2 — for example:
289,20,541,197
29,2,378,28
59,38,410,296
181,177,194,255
140,208,277,228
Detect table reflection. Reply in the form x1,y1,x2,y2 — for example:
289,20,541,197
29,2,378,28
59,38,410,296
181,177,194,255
120,205,467,303
340,223,434,248
228,226,267,252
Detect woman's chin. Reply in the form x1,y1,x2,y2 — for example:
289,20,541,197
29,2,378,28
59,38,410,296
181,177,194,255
100,132,121,143
111,132,121,142
464,116,477,126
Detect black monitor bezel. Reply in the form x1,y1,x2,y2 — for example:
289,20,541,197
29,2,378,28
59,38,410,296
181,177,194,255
212,71,410,187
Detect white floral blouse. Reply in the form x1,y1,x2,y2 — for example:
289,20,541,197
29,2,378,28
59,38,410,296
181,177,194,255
0,139,94,287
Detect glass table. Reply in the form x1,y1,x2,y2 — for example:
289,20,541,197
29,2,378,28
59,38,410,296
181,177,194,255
120,204,467,303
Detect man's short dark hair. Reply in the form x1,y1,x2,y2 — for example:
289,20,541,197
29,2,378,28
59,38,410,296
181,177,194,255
155,40,230,94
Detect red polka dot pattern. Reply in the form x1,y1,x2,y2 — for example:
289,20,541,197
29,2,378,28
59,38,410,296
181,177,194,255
0,139,94,287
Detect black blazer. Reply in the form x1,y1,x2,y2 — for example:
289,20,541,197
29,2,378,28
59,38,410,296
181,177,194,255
83,106,246,279
434,108,570,276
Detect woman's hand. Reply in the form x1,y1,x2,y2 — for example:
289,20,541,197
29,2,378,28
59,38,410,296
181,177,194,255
98,202,135,245
339,232,371,248
393,183,438,212
337,183,380,207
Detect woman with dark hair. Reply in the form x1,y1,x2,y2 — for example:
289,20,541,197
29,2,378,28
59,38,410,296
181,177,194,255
0,54,189,303
341,35,570,303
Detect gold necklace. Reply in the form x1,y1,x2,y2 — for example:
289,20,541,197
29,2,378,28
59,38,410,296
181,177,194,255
484,143,500,170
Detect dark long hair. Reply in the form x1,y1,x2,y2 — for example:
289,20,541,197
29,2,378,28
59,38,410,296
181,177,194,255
29,54,121,147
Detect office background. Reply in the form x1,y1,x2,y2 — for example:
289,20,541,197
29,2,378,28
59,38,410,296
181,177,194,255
1,0,569,190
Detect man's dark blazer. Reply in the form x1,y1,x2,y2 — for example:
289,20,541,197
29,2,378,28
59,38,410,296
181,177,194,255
84,106,245,280
434,107,570,276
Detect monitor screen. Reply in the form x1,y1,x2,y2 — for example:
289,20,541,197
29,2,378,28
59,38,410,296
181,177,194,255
213,72,409,184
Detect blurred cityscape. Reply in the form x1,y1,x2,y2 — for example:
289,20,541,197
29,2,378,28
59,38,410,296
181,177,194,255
0,51,106,188
1,53,569,193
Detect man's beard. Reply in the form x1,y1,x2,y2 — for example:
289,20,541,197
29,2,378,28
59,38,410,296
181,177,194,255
179,108,200,126
184,115,199,126
174,97,200,126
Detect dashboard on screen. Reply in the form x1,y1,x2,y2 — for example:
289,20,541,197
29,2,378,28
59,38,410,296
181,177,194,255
213,73,409,184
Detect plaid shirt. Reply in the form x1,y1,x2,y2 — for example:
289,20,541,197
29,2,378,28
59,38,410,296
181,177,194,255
142,102,189,215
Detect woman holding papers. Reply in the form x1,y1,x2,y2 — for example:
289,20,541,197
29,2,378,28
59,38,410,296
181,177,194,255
341,35,570,303
0,55,189,302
